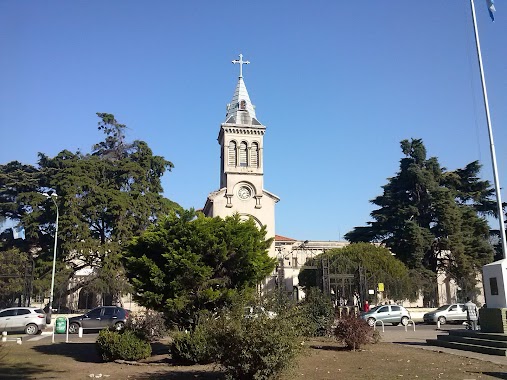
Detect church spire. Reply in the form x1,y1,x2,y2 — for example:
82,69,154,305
225,54,259,124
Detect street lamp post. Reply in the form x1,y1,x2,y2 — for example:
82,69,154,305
43,192,58,324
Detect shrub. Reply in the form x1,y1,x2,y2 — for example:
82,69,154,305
334,315,380,350
216,313,305,380
125,310,167,342
299,287,335,337
170,321,218,365
96,329,151,361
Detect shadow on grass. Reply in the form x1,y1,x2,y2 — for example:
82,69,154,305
0,362,65,379
392,341,428,347
133,369,225,379
32,342,102,363
471,372,507,379
309,344,350,352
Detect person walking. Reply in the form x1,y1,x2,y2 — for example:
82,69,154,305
464,297,478,331
363,300,370,312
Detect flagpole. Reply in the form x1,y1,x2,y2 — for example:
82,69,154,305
469,0,507,259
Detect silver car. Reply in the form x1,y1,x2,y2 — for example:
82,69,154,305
360,304,411,326
0,307,47,335
423,304,467,325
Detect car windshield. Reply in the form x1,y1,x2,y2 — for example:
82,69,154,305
435,305,450,311
368,305,382,313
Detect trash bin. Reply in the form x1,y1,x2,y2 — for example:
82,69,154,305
55,317,67,334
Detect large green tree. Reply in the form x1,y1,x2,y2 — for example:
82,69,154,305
299,243,414,302
345,139,495,294
0,113,177,306
123,209,276,329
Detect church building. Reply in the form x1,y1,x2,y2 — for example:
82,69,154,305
203,55,279,260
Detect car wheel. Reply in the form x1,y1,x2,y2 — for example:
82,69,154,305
25,324,38,335
114,321,125,331
437,316,446,325
367,317,376,327
68,322,80,334
401,316,409,326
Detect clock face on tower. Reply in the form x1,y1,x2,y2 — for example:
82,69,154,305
238,186,252,200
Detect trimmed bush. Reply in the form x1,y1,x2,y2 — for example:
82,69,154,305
125,310,167,342
96,329,151,362
334,315,380,350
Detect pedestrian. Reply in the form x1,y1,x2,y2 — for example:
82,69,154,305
464,297,478,331
363,300,370,312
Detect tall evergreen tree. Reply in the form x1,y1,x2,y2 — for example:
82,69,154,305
345,139,495,294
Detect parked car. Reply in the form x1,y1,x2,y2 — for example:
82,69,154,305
423,304,467,325
359,304,411,327
243,306,277,319
68,306,129,334
0,307,47,335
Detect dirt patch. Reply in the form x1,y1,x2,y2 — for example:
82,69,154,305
1,338,506,379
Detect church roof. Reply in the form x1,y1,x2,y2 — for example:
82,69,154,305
224,54,260,125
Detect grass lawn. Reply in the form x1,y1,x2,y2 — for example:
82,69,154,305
1,338,506,379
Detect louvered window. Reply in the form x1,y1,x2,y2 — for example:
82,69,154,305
251,142,259,168
239,142,248,167
228,141,237,166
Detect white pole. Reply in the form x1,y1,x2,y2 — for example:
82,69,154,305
470,0,507,259
66,317,69,343
49,195,59,320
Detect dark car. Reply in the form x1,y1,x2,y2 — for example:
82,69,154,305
68,306,129,334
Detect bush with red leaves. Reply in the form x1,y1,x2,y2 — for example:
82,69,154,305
334,315,380,350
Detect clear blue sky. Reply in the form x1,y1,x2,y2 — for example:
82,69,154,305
1,1,506,241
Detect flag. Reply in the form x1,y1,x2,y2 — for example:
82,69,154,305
487,0,496,21
12,226,25,240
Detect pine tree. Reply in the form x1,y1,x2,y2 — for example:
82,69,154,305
345,139,494,295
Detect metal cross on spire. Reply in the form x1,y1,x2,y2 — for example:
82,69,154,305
232,54,250,78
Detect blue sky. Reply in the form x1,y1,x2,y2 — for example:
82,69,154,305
1,1,506,241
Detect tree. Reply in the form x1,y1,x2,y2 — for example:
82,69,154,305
0,247,29,308
345,139,495,295
299,243,414,302
0,113,178,306
123,209,276,329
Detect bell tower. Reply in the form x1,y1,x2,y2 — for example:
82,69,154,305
204,54,279,256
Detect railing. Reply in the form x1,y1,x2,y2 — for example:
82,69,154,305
404,319,416,332
373,320,385,332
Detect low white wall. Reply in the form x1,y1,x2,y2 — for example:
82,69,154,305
406,308,435,322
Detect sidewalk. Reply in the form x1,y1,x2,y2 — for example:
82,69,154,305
380,326,507,366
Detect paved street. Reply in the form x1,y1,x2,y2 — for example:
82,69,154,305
3,330,99,344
